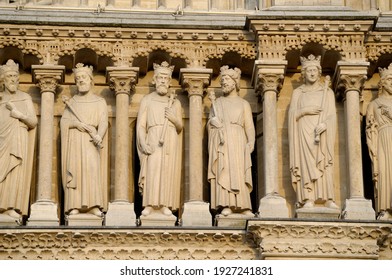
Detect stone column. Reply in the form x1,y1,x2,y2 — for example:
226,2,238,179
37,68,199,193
335,61,375,220
253,60,289,218
105,66,139,226
27,65,65,226
180,68,213,226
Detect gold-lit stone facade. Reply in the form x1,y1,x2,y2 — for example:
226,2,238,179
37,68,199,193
0,0,392,260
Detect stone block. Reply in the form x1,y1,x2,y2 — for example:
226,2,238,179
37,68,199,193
27,202,59,226
66,213,103,226
181,201,212,227
105,202,137,226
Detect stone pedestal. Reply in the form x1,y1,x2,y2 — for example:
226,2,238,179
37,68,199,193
253,60,289,218
66,214,103,226
105,202,137,226
105,66,139,226
335,61,375,220
28,65,65,226
140,210,177,227
180,68,213,226
296,207,341,219
27,202,59,226
181,201,212,227
215,214,253,229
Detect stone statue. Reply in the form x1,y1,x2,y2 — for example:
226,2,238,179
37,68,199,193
136,61,183,218
61,63,109,218
288,55,338,210
366,63,392,220
0,59,37,223
207,66,255,217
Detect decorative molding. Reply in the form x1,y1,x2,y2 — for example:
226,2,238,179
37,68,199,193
334,62,369,100
106,67,139,95
180,69,213,97
0,229,257,260
32,65,65,94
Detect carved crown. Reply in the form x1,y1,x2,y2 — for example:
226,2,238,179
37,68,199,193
0,59,19,76
153,61,174,76
73,63,93,78
300,54,321,69
220,65,241,85
379,63,392,79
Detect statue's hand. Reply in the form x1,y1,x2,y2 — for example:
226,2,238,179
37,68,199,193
303,106,322,116
91,134,103,147
141,142,154,155
6,101,24,120
209,116,223,128
314,122,327,135
73,121,93,133
246,142,255,153
165,107,177,124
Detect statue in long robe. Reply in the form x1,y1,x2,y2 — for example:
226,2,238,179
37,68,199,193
136,61,183,217
366,63,392,220
207,66,255,217
61,63,108,217
0,59,37,222
289,55,338,210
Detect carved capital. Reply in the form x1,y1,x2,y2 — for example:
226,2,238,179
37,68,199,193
106,66,139,96
32,65,65,95
179,68,213,98
252,60,287,100
334,61,369,100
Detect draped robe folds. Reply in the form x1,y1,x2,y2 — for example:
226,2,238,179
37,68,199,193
289,83,336,204
60,95,109,214
136,93,183,210
366,97,392,213
207,96,255,210
0,91,37,215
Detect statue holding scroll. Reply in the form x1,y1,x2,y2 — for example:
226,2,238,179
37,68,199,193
366,63,392,220
288,55,338,210
61,63,109,218
0,59,37,223
207,66,255,217
136,61,183,217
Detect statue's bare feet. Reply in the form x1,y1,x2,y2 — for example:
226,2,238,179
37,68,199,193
5,209,21,219
89,207,103,217
68,209,79,215
303,200,314,208
221,207,232,216
241,210,255,217
161,207,172,216
141,206,152,216
325,200,339,209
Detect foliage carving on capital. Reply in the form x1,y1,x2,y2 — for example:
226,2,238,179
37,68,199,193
337,73,367,99
256,73,284,98
182,77,210,97
34,74,62,94
109,76,137,95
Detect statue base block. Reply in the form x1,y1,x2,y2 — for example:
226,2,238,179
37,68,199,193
140,210,177,227
181,201,212,227
342,198,375,220
215,213,254,229
27,201,59,226
0,214,21,226
66,213,103,226
105,202,137,226
296,206,341,219
258,194,290,218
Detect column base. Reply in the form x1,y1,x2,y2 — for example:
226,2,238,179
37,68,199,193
181,201,212,227
258,193,290,218
140,210,177,227
27,201,59,226
341,198,375,220
66,213,103,226
105,201,137,226
296,206,340,219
